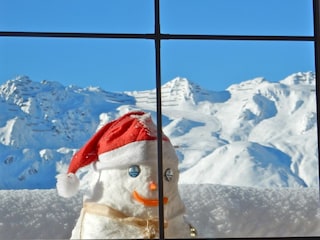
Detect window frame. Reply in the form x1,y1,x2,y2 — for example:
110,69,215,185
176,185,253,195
1,0,319,239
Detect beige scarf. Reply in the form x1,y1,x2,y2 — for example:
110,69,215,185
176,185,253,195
80,202,168,239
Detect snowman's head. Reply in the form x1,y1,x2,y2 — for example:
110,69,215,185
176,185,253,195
86,140,184,218
57,111,185,218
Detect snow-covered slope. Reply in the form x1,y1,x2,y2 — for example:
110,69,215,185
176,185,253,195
0,76,133,188
0,72,318,189
0,184,319,239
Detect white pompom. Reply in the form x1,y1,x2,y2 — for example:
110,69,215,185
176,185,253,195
56,173,80,198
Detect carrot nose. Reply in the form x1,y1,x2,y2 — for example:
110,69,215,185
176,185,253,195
149,181,157,191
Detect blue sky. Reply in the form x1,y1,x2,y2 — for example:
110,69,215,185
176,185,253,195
0,0,315,92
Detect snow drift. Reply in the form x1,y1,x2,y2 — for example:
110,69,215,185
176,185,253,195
0,184,319,239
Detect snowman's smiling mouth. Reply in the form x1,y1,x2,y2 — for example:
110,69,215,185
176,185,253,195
133,190,168,207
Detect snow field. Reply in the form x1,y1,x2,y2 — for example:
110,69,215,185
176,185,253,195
0,184,319,239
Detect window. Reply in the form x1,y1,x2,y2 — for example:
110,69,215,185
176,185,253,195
1,0,319,239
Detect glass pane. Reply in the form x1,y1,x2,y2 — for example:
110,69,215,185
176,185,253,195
161,40,318,238
0,37,155,188
0,0,153,33
0,37,166,239
161,0,314,36
162,40,315,90
0,37,155,92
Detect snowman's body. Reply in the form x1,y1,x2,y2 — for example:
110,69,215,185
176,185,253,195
71,202,191,239
70,147,193,239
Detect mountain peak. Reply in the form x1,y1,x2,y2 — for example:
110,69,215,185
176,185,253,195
12,75,32,83
161,77,204,104
1,75,30,92
163,77,200,92
280,72,315,86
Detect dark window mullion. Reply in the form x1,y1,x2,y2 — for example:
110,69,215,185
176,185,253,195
0,31,154,39
154,0,166,239
313,0,320,200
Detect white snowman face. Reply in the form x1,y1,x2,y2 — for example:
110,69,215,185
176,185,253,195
91,161,180,217
126,163,179,207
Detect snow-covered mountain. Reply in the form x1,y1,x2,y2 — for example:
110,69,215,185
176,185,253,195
0,72,318,189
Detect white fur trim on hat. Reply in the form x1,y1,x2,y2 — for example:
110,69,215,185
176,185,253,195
56,173,80,198
93,140,178,171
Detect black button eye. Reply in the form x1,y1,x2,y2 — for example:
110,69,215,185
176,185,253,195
128,165,141,178
164,168,174,182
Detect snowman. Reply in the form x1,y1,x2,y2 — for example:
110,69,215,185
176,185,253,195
56,111,197,239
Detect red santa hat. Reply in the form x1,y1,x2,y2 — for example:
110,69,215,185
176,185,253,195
56,111,178,198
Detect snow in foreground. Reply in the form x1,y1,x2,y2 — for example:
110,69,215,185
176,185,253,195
0,184,319,239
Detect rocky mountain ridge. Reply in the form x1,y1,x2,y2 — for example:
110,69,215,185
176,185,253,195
0,72,318,189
